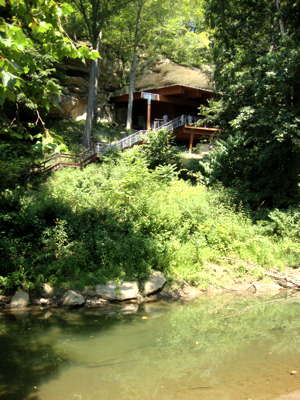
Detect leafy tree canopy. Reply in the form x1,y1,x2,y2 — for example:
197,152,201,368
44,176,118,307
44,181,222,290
0,0,97,139
201,0,300,208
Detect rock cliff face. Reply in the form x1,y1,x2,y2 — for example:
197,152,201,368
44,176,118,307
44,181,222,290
53,58,213,122
136,60,213,91
54,57,122,122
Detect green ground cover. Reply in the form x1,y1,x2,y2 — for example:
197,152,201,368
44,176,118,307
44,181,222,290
1,141,299,292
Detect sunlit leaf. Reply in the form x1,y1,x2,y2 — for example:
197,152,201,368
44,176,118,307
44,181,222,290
61,3,74,15
1,71,17,87
34,21,52,34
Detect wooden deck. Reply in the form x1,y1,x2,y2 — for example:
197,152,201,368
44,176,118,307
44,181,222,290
175,125,219,151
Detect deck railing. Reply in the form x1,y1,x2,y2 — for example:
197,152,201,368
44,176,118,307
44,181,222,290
95,114,199,154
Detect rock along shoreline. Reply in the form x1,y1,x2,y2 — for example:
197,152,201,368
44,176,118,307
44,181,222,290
2,268,300,311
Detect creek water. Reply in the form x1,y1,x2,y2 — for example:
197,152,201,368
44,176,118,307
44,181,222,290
1,293,300,400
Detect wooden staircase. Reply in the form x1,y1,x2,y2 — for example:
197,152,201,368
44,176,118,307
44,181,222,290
31,148,98,174
32,115,198,174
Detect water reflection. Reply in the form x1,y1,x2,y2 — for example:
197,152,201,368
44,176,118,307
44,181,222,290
0,311,65,400
1,294,300,399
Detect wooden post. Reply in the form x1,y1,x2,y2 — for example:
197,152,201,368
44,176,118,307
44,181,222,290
147,99,151,130
188,132,195,153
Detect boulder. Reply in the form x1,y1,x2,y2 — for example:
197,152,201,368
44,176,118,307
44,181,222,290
10,289,30,308
42,283,54,297
95,281,139,301
143,271,166,296
159,286,181,300
38,298,52,306
62,290,85,307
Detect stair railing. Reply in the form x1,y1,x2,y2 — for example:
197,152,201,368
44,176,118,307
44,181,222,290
31,115,201,174
95,114,200,155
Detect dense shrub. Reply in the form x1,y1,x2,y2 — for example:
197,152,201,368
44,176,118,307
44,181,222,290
202,0,300,209
0,148,299,291
199,135,300,208
140,129,180,169
0,140,37,191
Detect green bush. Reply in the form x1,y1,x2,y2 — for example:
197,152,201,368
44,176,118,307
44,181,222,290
199,135,300,209
140,129,180,169
1,146,299,291
258,207,300,240
0,140,37,191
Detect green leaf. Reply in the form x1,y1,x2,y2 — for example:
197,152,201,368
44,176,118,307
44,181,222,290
1,71,17,88
11,26,28,50
78,47,100,60
90,50,100,60
0,0,5,6
34,21,52,34
61,3,74,15
10,132,24,139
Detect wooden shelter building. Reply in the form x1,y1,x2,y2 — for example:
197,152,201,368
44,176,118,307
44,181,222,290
111,84,218,150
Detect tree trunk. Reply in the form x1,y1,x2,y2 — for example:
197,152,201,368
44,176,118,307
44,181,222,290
126,52,138,130
275,0,285,37
126,0,144,130
83,33,101,148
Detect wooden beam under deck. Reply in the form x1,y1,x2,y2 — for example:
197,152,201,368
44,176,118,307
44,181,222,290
180,125,219,136
174,126,220,146
112,92,199,107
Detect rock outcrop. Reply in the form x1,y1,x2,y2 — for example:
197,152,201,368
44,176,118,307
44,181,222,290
53,55,122,121
136,60,213,91
53,57,213,122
